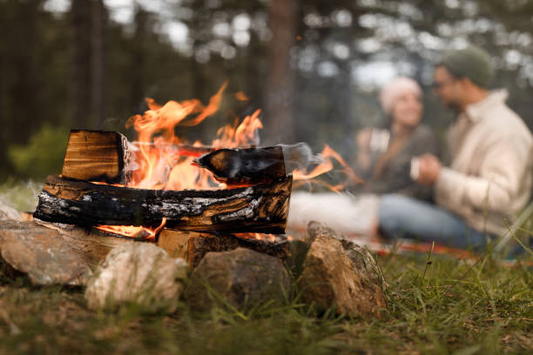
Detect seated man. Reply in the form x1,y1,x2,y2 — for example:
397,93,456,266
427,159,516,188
377,45,533,251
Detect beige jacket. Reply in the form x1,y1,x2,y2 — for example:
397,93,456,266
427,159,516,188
435,90,533,236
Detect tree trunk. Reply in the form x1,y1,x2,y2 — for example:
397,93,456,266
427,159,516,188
71,0,92,129
90,0,107,128
130,6,148,114
265,0,298,144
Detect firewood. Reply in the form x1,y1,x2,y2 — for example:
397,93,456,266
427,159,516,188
34,175,292,234
61,130,133,184
157,229,289,269
194,146,286,186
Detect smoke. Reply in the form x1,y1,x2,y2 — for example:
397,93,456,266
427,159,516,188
280,142,325,174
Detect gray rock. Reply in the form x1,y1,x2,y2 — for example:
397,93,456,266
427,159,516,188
184,248,291,312
298,222,387,316
308,221,387,289
85,243,188,312
0,221,90,285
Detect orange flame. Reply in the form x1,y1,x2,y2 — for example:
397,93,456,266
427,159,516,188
125,82,264,191
234,91,249,101
233,233,277,243
96,218,167,241
293,144,363,192
99,83,361,239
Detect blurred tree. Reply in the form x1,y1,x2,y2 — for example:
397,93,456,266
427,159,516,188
264,0,298,145
129,5,149,114
70,0,107,129
2,0,533,181
90,0,107,128
71,0,91,128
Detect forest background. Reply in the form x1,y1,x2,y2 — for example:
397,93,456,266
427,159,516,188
2,0,533,181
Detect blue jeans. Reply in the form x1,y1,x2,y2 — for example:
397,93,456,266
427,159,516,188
378,194,495,251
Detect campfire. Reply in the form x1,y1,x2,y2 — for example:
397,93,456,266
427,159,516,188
32,83,359,267
0,84,386,316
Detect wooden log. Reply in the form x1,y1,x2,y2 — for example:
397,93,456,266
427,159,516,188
34,174,292,234
194,146,286,186
157,229,289,269
0,220,134,286
61,130,133,184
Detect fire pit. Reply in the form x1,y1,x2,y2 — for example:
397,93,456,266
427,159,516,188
0,85,386,316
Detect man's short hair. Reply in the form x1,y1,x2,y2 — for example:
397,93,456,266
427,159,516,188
439,45,495,88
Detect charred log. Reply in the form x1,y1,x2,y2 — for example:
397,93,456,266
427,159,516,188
194,146,286,186
61,130,133,184
34,175,292,234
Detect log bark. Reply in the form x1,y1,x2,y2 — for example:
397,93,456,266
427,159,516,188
62,130,133,184
34,175,292,234
157,229,289,269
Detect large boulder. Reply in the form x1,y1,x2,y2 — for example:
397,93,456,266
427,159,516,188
85,243,188,312
184,248,291,312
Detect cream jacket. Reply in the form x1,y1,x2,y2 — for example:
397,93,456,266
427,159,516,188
435,90,533,236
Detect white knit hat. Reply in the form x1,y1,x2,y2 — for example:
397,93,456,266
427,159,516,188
379,77,422,115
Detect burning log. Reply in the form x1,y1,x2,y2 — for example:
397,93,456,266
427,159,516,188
194,146,286,186
34,175,292,234
62,130,133,184
157,229,289,269
194,142,327,187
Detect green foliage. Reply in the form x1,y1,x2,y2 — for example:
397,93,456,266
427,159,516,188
8,126,69,180
0,178,41,212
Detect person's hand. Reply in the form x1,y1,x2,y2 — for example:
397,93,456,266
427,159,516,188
416,154,441,185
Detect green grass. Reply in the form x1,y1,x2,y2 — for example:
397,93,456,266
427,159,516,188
0,181,532,354
0,252,531,354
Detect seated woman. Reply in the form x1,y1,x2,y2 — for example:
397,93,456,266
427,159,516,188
287,76,439,235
